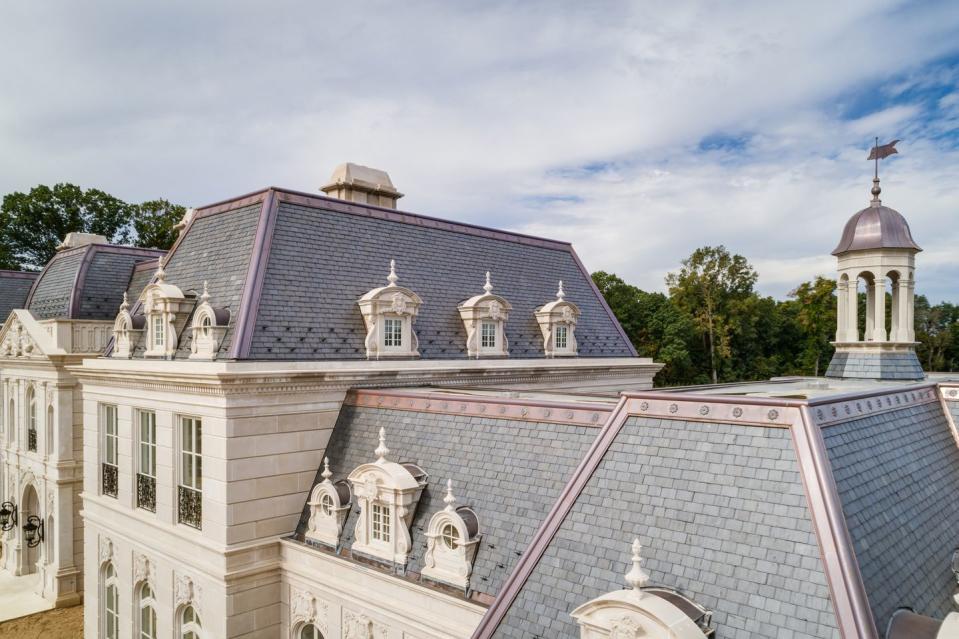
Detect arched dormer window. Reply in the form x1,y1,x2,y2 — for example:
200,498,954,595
571,539,711,639
139,260,191,359
347,428,428,565
111,293,143,359
357,260,423,360
536,281,581,357
421,480,481,588
458,272,511,358
306,457,352,547
189,282,230,360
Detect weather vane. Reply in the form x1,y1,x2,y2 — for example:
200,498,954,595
866,137,899,202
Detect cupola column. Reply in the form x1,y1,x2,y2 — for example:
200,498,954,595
835,279,847,342
845,279,859,341
871,276,887,342
906,278,916,342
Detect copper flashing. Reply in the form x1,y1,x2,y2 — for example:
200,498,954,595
229,190,279,359
0,270,39,279
67,244,166,319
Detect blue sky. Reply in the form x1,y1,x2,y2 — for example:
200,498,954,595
1,1,958,301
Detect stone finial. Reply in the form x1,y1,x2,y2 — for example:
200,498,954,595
321,457,332,482
556,280,565,301
119,292,129,312
483,271,494,295
871,176,882,204
443,479,456,512
375,427,390,462
200,281,210,304
156,256,167,283
624,538,649,594
387,260,398,286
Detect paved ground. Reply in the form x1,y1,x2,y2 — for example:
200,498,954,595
0,605,82,638
0,571,53,622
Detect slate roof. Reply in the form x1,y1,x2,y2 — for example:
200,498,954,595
123,188,634,360
25,244,165,321
0,270,39,321
484,415,839,639
293,403,599,600
125,259,160,302
822,399,959,630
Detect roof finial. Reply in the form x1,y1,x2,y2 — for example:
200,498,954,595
156,256,166,283
387,259,398,286
200,280,210,303
321,456,332,481
624,538,649,594
443,479,456,511
556,280,565,301
483,271,493,294
375,427,390,462
119,291,129,312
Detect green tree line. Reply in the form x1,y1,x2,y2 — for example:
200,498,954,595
0,183,185,270
595,245,959,386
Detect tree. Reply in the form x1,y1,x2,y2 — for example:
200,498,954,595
787,277,837,376
132,199,185,250
1,183,133,269
666,246,758,384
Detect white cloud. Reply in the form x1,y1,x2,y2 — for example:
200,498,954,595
0,1,958,299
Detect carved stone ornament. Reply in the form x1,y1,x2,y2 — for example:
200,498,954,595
343,609,387,639
98,536,114,564
133,552,151,584
291,587,316,624
610,616,645,639
0,317,43,359
174,573,200,609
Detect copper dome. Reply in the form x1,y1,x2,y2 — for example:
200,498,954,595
831,203,921,255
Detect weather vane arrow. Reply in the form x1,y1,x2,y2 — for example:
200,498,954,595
866,137,900,203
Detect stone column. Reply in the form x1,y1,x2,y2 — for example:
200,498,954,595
906,278,916,342
871,277,887,342
895,279,908,342
847,280,860,341
865,281,875,340
835,279,847,341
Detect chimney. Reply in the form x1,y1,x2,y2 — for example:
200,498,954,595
56,232,109,251
320,163,403,209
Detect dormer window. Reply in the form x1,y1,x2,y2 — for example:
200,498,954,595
535,281,581,357
306,457,352,547
458,272,511,358
421,479,481,588
357,260,423,360
112,293,143,359
140,260,191,359
152,315,165,349
347,428,428,565
189,282,230,361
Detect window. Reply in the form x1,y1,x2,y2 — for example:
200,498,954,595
152,315,165,349
555,324,568,350
101,405,118,498
480,322,496,349
103,563,119,639
26,387,37,452
442,523,460,550
300,624,324,639
138,583,157,639
383,317,402,348
371,503,391,542
46,405,54,457
200,315,212,339
320,493,334,517
180,605,202,639
137,411,157,512
178,416,202,528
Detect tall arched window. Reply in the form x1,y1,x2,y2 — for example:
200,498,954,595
102,563,119,639
181,605,202,639
138,583,157,639
26,387,37,452
46,404,54,457
299,623,324,639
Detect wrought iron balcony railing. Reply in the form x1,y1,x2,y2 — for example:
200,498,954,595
177,485,201,529
136,473,156,512
101,463,118,498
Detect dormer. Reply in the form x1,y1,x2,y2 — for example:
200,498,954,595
139,260,192,358
458,272,511,358
357,260,423,360
421,480,481,588
347,428,428,565
188,282,230,360
111,293,144,359
306,458,353,547
536,281,580,357
571,540,710,639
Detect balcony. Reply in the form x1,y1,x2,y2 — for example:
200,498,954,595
177,485,201,529
27,429,37,452
101,463,118,498
136,473,156,512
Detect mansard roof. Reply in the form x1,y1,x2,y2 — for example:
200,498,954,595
112,187,635,361
24,243,165,321
293,389,614,603
0,270,39,321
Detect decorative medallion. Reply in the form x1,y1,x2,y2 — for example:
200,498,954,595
478,404,486,413
591,413,599,422
668,404,678,414
98,536,113,564
499,406,507,414
767,409,779,421
133,552,151,584
816,409,824,421
699,405,709,416
521,408,528,417
543,409,551,418
950,389,957,398
566,411,574,419
639,402,649,412
732,407,743,418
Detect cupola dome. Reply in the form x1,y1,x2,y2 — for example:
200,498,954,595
831,178,921,255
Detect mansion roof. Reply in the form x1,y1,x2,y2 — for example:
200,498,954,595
109,187,635,361
0,270,38,321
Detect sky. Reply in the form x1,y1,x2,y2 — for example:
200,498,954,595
2,1,959,301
